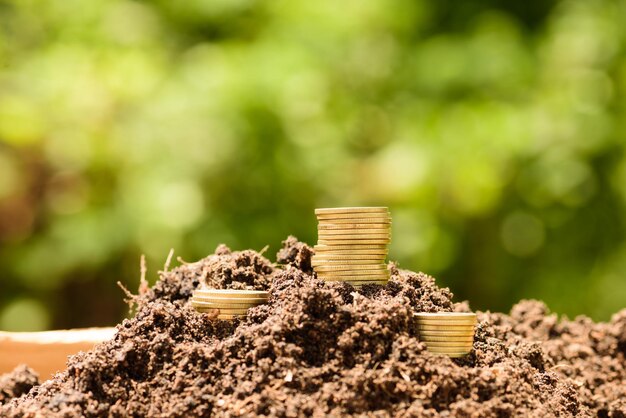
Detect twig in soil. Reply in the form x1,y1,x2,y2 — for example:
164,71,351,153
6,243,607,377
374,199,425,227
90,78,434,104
259,245,269,256
117,281,137,310
163,248,175,272
550,364,576,372
117,254,149,312
176,255,203,266
138,254,149,295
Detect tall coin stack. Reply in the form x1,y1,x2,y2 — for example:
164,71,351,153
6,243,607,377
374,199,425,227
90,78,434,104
313,207,391,287
415,312,477,357
191,288,269,320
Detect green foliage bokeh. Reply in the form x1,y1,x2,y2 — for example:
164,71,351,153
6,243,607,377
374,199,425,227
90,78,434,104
0,0,625,330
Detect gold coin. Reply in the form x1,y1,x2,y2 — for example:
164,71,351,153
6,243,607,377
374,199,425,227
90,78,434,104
317,242,390,248
195,307,250,315
317,234,391,240
314,248,389,253
414,313,476,320
416,319,476,326
316,271,388,277
317,228,390,235
193,290,268,297
312,262,387,268
318,223,391,230
191,300,260,308
316,271,388,278
311,253,387,259
194,289,269,297
194,306,219,313
192,293,268,301
314,264,387,271
194,306,247,315
426,350,472,356
312,263,387,268
317,234,391,241
417,320,476,327
429,351,470,358
318,219,392,226
194,307,252,315
215,308,251,315
425,346,474,354
317,233,391,239
318,279,391,284
417,324,475,331
418,330,475,337
417,323,475,332
420,336,474,343
415,314,476,323
314,246,388,254
194,294,268,301
317,218,391,225
324,279,389,285
426,346,473,354
312,254,387,260
316,213,391,220
192,297,267,305
317,270,390,277
318,269,390,275
317,240,391,245
422,341,474,348
191,299,261,308
316,209,389,216
315,207,389,215
312,260,386,267
320,275,390,282
314,252,387,258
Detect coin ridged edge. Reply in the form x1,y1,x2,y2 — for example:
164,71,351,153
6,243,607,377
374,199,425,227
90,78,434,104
415,313,477,319
314,249,388,254
315,207,389,213
316,215,391,221
194,289,269,296
318,224,391,230
420,337,474,343
314,264,388,271
192,302,261,308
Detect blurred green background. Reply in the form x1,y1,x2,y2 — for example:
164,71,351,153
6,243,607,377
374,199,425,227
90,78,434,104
1,0,625,331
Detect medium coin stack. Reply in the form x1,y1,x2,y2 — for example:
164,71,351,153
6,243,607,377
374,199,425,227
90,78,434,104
415,312,477,357
191,288,269,320
313,207,391,287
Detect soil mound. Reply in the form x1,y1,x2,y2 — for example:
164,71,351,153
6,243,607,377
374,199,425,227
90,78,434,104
0,366,38,405
1,236,625,417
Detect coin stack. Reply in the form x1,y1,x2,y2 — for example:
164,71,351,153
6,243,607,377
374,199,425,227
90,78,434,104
415,312,477,357
191,288,269,320
313,207,391,287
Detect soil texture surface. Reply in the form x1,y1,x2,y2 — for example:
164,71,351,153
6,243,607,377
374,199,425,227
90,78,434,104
1,236,625,417
0,366,38,405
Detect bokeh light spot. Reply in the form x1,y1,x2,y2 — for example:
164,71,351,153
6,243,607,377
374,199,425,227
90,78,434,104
0,298,50,331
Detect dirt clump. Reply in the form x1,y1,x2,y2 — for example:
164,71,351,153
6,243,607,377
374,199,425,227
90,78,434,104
1,237,625,417
0,365,38,405
141,244,275,306
276,235,314,274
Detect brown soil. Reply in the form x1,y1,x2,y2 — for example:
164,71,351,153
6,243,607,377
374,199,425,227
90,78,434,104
0,365,38,405
1,236,625,417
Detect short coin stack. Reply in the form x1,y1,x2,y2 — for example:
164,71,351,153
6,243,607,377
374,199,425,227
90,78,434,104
191,288,269,320
313,207,391,287
415,312,477,358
